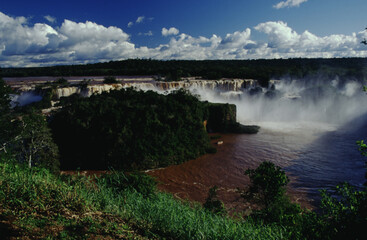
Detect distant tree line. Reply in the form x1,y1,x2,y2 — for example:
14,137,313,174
2,58,367,87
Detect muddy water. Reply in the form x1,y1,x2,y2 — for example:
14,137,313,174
148,119,367,212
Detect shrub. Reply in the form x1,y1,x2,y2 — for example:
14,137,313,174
99,171,157,198
244,161,289,208
203,186,226,216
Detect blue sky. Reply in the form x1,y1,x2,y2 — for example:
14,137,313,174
1,0,367,67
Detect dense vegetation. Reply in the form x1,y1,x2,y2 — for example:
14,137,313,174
1,156,366,239
2,58,367,86
0,160,287,239
50,88,215,170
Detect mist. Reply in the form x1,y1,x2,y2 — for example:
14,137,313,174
11,91,43,107
189,78,367,132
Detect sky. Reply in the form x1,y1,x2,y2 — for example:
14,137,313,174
1,0,367,67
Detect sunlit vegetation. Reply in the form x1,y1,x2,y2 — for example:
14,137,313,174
0,160,287,239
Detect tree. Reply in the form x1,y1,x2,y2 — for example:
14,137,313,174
244,161,289,208
243,161,301,226
0,78,20,154
16,112,60,172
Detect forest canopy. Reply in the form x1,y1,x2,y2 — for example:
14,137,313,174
50,88,216,170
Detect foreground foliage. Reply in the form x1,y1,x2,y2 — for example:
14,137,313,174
1,157,366,239
0,160,286,239
243,161,367,240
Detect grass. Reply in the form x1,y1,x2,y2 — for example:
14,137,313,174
0,160,287,239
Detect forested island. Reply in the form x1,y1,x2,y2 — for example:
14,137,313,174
0,57,366,239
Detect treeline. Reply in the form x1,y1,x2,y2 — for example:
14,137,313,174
2,58,367,86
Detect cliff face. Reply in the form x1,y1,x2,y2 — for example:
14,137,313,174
205,103,237,133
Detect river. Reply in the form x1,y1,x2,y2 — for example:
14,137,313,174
149,79,367,211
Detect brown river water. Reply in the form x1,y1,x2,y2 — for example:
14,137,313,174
148,119,367,212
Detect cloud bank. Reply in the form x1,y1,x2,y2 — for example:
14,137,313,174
274,0,308,9
0,12,367,67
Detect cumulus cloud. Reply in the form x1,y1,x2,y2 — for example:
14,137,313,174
127,21,133,28
1,11,367,67
274,0,308,9
162,27,179,37
44,15,56,23
0,12,136,66
254,21,365,58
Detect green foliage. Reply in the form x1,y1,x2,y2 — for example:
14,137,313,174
0,162,87,214
203,186,226,216
103,76,119,84
14,112,60,172
357,140,367,157
0,77,12,113
317,183,367,239
99,171,157,198
94,178,286,239
0,78,21,154
50,88,212,170
0,160,286,239
244,161,290,208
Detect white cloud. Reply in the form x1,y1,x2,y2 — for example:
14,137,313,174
1,11,367,67
162,27,179,37
138,31,153,36
219,28,255,49
253,21,365,58
44,15,56,23
274,0,308,9
136,16,145,23
128,16,148,28
0,12,136,66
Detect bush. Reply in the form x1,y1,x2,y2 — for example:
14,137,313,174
99,171,157,198
317,183,367,239
244,161,289,208
203,186,226,215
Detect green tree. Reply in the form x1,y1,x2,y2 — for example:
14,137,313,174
243,161,302,228
0,78,20,154
16,112,60,172
244,161,289,208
